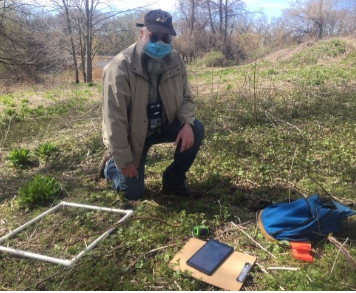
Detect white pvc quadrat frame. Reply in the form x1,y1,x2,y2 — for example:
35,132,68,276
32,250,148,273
0,201,134,267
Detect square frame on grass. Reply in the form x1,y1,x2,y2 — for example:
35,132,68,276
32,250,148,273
0,201,134,267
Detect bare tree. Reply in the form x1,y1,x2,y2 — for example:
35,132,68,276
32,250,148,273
175,0,208,60
0,0,66,81
176,0,246,59
283,0,353,40
67,0,142,83
204,0,245,58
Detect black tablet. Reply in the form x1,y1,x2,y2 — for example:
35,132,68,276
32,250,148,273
186,239,234,276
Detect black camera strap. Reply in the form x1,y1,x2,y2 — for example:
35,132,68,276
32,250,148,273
147,59,166,132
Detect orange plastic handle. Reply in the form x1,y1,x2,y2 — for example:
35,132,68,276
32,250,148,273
291,242,312,251
292,249,314,262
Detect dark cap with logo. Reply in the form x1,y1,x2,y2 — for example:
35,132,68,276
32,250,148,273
136,9,176,36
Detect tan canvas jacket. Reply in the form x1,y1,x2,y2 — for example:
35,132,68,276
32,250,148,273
102,42,196,169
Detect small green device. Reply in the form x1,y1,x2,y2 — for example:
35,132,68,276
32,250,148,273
193,225,211,237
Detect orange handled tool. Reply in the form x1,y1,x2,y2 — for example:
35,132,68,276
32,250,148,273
290,242,313,262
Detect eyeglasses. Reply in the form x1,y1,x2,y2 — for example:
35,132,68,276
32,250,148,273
150,34,172,44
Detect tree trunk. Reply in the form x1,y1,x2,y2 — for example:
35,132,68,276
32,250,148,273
218,0,223,34
224,0,228,54
207,0,216,34
318,0,324,39
79,31,87,83
190,0,195,31
85,0,93,83
62,0,79,84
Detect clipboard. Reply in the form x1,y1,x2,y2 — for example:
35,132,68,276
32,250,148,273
170,238,256,291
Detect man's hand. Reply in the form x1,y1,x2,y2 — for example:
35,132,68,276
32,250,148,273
175,124,194,153
121,164,138,178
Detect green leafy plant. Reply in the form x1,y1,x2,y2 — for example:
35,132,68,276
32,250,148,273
0,94,16,107
37,141,59,161
6,147,32,168
18,175,62,208
5,108,16,116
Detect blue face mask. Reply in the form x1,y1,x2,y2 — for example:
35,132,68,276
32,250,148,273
145,40,172,59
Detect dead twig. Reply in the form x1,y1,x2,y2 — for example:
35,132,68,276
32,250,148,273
1,286,14,291
283,147,307,201
330,237,348,274
256,263,286,291
174,280,182,291
244,179,260,187
126,242,182,272
254,262,269,275
146,243,179,255
205,179,229,194
306,174,354,206
307,173,333,198
264,110,302,132
0,116,13,151
268,267,300,271
328,235,356,272
285,182,308,198
230,222,277,259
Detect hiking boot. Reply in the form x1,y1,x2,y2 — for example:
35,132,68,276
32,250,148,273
162,185,202,199
98,151,112,179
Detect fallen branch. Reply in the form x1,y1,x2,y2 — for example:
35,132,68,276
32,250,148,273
328,235,356,272
330,237,348,274
230,222,277,259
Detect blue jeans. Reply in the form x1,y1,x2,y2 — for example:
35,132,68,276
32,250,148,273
104,119,205,200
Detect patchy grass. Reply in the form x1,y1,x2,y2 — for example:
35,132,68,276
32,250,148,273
0,38,356,290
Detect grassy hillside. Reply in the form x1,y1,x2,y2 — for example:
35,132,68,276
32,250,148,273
0,38,355,290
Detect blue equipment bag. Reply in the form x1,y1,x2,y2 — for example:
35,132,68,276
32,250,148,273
258,194,355,242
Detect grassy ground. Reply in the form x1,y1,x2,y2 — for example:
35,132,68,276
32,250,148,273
0,38,355,290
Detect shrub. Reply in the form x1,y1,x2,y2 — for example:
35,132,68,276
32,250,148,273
201,50,228,67
18,175,62,208
6,147,32,168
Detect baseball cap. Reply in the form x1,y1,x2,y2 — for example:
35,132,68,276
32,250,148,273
136,9,176,36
